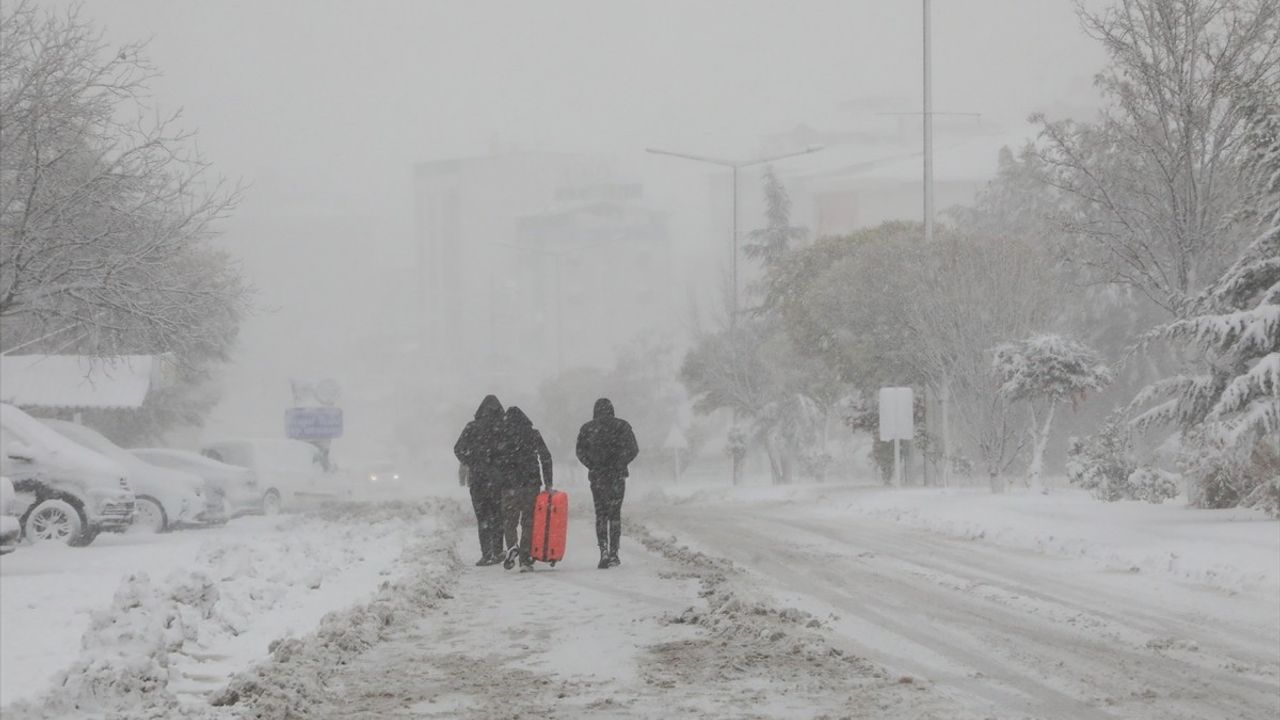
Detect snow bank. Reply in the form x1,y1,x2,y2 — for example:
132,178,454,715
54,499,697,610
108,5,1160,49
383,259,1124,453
0,500,455,720
206,503,461,720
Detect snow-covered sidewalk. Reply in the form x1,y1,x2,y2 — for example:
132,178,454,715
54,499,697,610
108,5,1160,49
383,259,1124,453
0,500,454,719
221,500,958,719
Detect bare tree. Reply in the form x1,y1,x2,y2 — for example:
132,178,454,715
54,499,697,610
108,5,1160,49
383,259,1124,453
1033,0,1280,314
900,232,1064,488
0,1,248,360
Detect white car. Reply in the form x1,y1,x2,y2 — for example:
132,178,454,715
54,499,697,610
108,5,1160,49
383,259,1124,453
1,476,21,554
42,420,214,533
0,403,135,546
131,448,261,518
200,439,349,513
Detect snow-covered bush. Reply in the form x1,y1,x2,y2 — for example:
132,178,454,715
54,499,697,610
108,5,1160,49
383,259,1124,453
1180,434,1280,516
1126,467,1181,505
1066,416,1137,502
1067,419,1181,504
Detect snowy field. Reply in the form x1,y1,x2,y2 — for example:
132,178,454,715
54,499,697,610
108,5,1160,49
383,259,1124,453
1,484,1276,719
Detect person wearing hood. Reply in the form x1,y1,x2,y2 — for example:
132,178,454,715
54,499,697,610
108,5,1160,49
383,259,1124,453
575,398,638,569
453,395,506,566
496,406,553,572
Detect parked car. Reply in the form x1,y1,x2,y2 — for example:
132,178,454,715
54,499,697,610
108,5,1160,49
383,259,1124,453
131,448,261,518
1,476,21,554
200,439,350,513
42,420,214,533
0,403,134,546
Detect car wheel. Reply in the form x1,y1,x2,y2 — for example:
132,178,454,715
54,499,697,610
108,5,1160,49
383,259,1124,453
262,490,282,516
23,499,84,546
70,527,101,547
130,497,167,534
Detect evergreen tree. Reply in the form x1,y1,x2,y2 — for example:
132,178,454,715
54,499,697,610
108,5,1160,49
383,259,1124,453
1130,105,1280,514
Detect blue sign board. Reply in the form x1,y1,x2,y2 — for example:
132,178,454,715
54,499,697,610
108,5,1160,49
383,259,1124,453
285,407,343,440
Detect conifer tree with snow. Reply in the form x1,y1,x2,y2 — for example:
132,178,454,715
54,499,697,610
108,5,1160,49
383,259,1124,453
993,335,1113,492
1130,103,1280,516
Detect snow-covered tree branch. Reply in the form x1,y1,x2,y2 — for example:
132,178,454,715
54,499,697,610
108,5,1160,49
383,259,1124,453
0,1,250,362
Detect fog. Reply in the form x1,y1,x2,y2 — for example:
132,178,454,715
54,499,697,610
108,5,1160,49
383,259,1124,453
5,1,1279,716
62,0,1104,469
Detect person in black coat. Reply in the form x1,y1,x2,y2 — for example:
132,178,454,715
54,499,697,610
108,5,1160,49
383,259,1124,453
496,406,552,571
575,398,638,569
453,395,506,566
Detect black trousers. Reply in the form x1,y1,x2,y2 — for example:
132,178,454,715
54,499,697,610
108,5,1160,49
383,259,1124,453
590,479,625,554
502,486,539,564
469,482,503,559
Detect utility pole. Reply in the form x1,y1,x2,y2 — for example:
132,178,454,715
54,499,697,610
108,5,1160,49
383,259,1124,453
923,0,934,244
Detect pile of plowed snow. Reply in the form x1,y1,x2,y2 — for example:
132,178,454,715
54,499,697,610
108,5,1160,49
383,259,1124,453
0,500,457,720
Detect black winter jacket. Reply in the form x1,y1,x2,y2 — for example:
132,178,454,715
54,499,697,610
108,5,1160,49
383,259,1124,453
575,398,638,484
453,395,505,489
497,406,553,490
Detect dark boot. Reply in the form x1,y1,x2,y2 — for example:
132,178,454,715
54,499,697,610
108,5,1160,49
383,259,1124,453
597,548,610,569
608,551,620,568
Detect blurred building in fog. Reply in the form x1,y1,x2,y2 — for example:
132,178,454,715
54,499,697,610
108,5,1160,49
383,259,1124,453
413,152,670,396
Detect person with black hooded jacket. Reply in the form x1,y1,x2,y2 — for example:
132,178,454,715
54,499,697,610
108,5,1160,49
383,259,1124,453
453,395,506,566
576,398,638,569
495,406,553,571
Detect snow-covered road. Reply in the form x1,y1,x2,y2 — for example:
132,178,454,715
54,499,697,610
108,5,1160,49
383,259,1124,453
5,489,1274,719
640,497,1280,720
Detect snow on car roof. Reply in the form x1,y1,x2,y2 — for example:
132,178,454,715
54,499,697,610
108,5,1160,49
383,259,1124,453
132,448,250,473
0,404,127,478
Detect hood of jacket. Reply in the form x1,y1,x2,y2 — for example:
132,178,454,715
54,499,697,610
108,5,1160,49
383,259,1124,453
593,398,614,420
475,395,504,423
505,406,532,428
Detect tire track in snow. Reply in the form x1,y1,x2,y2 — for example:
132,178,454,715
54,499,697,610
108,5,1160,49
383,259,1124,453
639,501,1280,720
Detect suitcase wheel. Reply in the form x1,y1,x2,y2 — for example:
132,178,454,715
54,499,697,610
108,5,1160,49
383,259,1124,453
549,561,557,567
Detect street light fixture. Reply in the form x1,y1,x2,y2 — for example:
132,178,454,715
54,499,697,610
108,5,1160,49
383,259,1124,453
647,143,823,486
645,144,823,325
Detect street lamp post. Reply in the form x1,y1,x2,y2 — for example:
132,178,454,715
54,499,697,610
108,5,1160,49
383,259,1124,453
647,144,823,485
645,145,823,325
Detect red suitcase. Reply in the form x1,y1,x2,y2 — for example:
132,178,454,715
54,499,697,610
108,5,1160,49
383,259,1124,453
530,490,567,565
